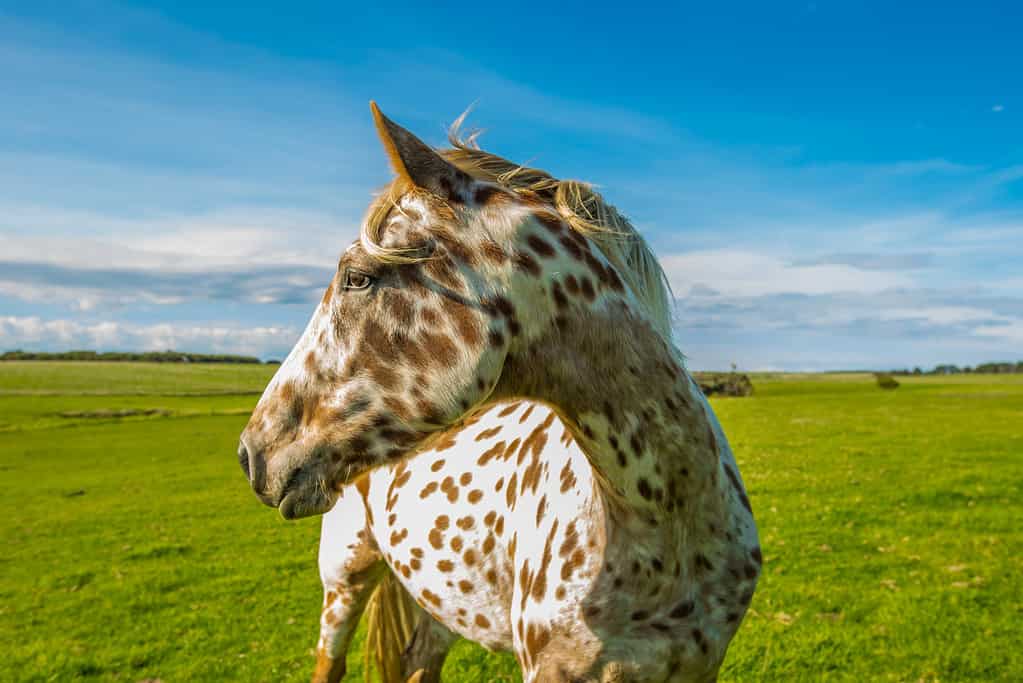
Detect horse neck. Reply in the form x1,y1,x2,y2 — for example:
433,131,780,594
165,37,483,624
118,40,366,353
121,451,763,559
493,298,726,522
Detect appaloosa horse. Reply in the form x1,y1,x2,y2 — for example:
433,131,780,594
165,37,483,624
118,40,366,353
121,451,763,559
238,103,760,682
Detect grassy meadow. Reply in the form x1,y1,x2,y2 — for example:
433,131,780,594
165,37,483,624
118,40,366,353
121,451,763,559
1,362,1021,682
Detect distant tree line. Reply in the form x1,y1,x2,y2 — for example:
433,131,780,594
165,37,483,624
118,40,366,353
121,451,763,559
888,361,1023,375
0,350,268,364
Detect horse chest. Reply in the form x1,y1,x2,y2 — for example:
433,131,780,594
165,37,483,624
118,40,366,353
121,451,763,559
362,402,605,648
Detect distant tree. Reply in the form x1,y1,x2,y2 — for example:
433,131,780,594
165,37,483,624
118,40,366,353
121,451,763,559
0,350,261,364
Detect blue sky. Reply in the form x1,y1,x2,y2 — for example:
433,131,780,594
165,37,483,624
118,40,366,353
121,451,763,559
1,0,1021,370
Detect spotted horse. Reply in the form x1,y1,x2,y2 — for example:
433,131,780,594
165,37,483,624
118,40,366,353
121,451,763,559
238,103,761,682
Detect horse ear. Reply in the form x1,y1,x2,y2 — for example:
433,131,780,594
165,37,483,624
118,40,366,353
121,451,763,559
370,101,470,202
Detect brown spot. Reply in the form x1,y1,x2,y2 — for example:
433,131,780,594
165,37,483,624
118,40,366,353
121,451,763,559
468,489,484,504
421,306,440,326
558,522,579,560
436,232,476,266
421,331,458,368
514,250,541,276
535,495,548,526
584,251,610,287
551,281,568,309
489,296,516,319
630,432,644,458
458,580,474,593
481,240,508,264
463,549,478,566
533,213,563,234
606,266,625,291
482,533,496,555
421,589,442,608
354,474,371,502
497,402,521,417
385,291,416,328
560,548,585,581
428,528,444,550
524,622,551,662
437,559,454,572
564,274,580,296
450,536,464,552
384,396,412,421
474,614,491,629
477,440,508,466
445,301,482,347
474,185,500,205
559,461,577,494
559,235,584,260
420,482,438,499
527,234,556,258
530,520,559,603
475,426,502,441
580,276,596,301
430,459,446,472
670,600,694,619
319,280,335,307
506,472,518,508
303,350,319,375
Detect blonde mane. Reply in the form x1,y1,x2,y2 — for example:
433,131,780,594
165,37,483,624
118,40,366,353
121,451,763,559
360,119,676,344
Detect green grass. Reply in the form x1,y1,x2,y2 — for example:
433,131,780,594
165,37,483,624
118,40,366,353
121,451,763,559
1,362,1021,681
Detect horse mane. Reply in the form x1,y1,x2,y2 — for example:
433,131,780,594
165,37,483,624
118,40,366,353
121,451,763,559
360,116,676,345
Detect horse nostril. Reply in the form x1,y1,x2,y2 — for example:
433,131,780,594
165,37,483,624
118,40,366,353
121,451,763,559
238,441,251,480
238,438,267,493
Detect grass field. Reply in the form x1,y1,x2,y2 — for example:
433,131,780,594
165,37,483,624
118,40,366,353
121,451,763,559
2,362,1021,682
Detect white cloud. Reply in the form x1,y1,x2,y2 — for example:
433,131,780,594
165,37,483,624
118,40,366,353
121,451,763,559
973,320,1023,343
0,203,357,271
0,316,300,358
877,306,1009,326
992,104,1004,113
660,249,912,297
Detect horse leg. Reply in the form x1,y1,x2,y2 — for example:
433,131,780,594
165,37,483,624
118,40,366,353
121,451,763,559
401,613,458,683
312,487,384,683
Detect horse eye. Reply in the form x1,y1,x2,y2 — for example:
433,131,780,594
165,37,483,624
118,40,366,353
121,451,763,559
343,269,374,291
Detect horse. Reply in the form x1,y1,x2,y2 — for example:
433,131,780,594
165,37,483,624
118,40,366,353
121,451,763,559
238,102,761,682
